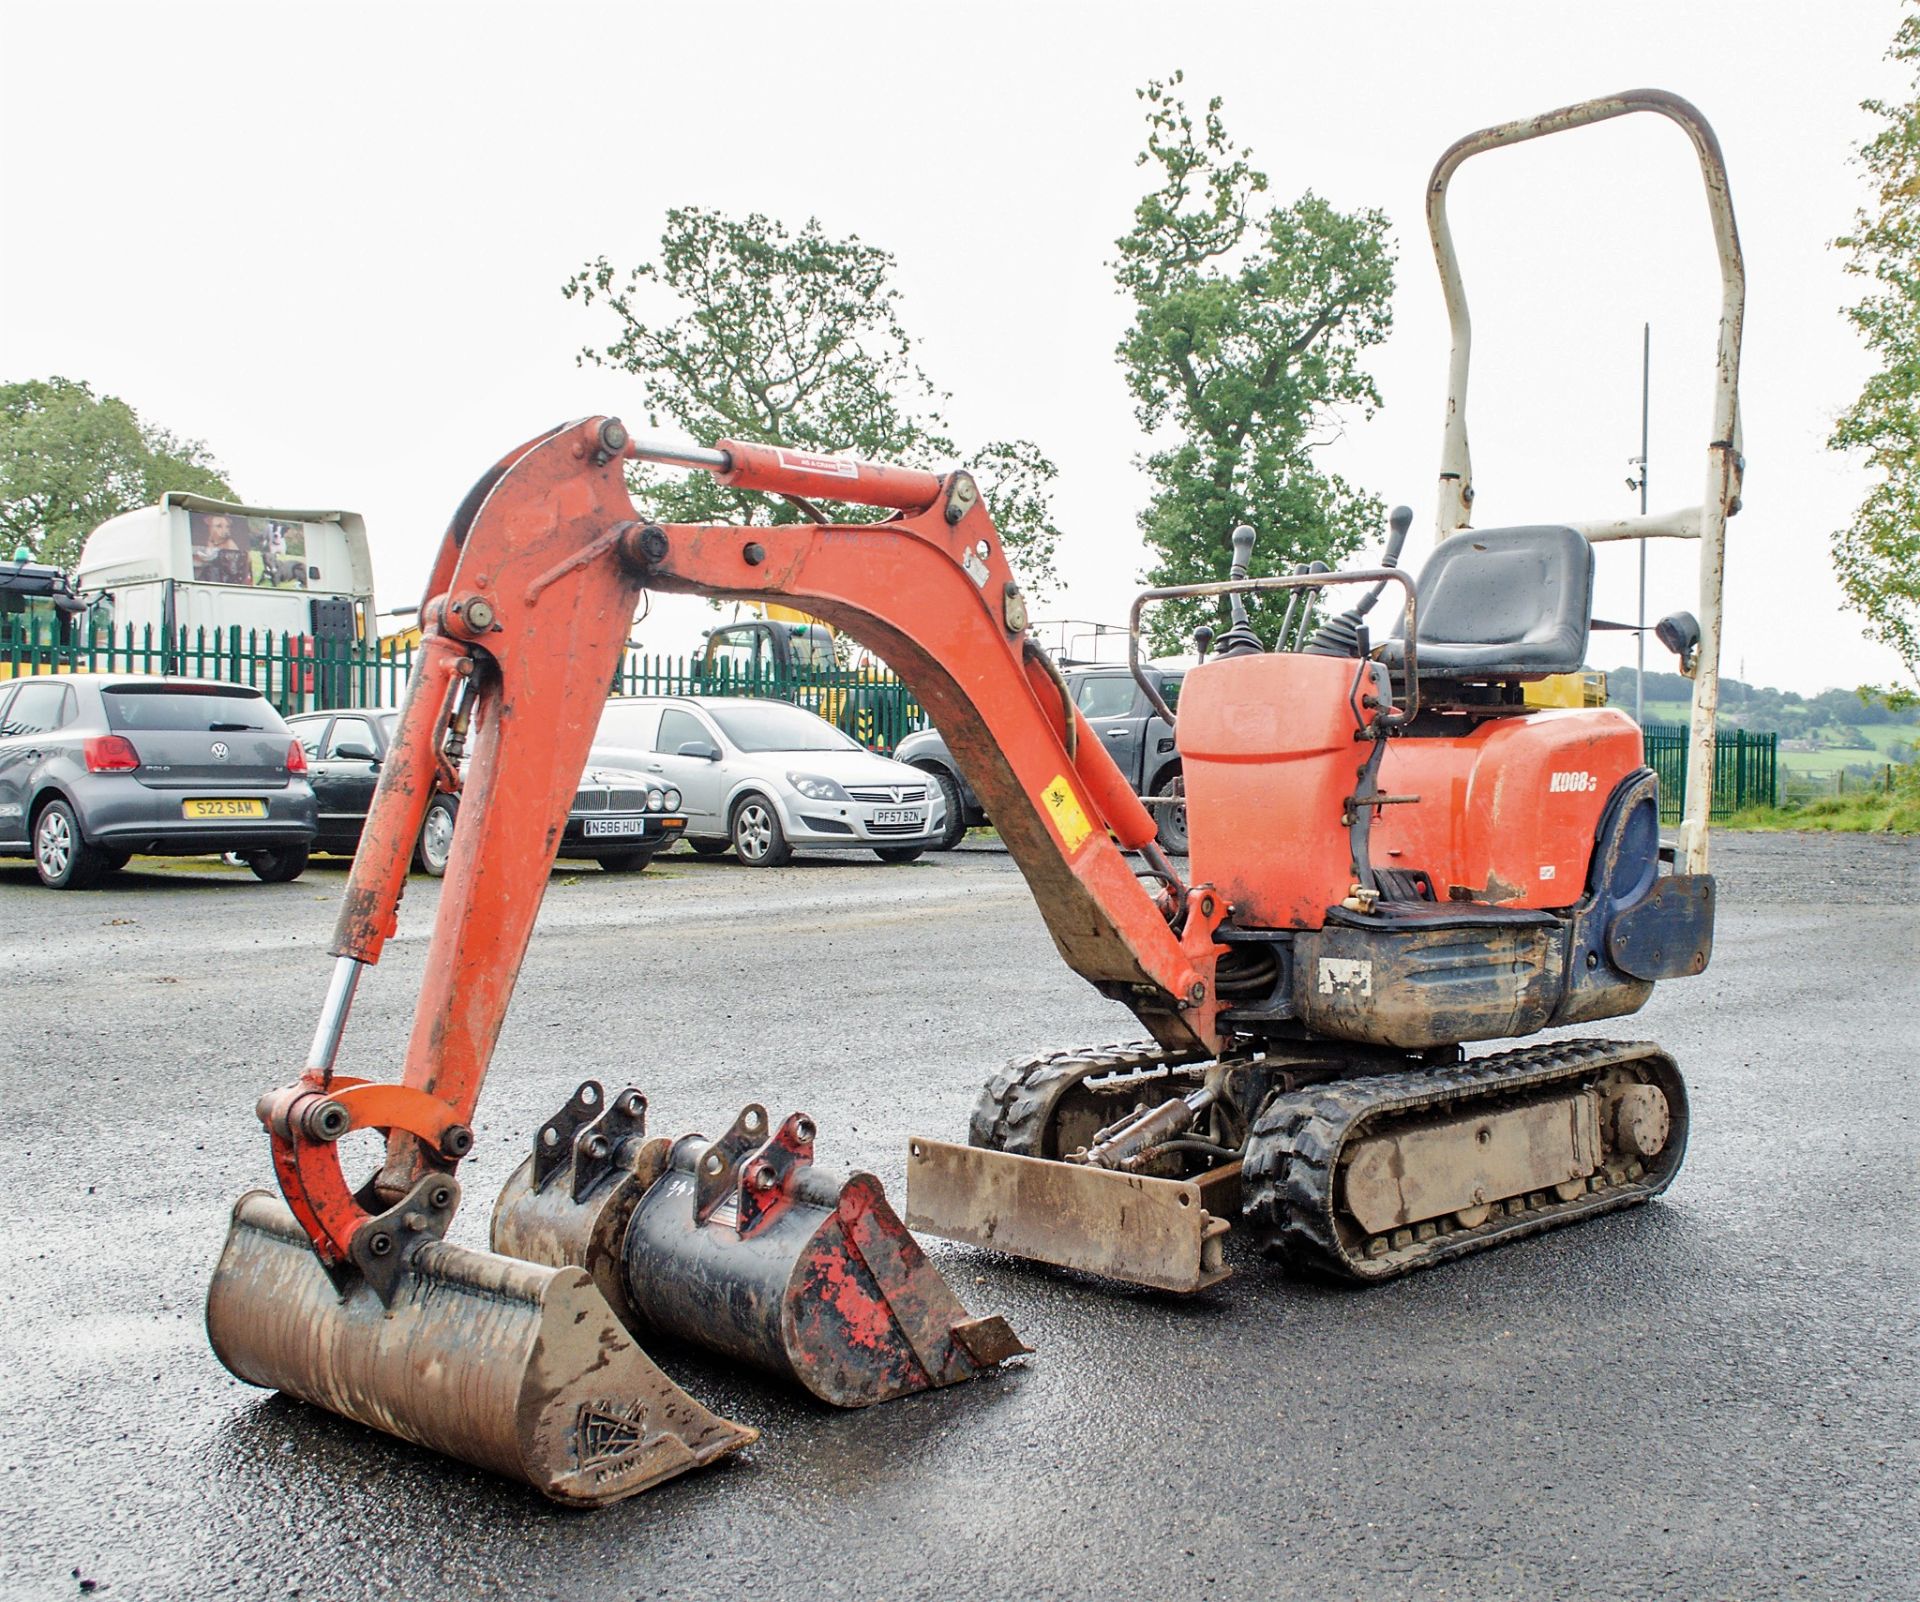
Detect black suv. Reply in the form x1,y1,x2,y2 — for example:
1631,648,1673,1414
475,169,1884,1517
893,665,1186,851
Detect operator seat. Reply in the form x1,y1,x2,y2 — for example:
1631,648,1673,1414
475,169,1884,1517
1379,524,1593,682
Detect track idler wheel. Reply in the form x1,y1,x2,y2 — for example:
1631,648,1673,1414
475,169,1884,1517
207,1187,755,1506
492,1083,1029,1408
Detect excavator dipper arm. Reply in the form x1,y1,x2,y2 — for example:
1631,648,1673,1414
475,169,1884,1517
259,416,1223,1276
638,439,1227,1043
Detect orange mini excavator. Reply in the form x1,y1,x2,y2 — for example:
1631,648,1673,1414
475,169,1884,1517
207,89,1743,1504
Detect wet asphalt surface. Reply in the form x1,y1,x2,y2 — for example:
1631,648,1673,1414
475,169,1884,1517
1,831,1915,1602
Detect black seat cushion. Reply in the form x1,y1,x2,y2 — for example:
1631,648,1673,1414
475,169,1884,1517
1379,524,1593,680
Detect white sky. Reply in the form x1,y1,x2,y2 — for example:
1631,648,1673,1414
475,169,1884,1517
1,0,1908,696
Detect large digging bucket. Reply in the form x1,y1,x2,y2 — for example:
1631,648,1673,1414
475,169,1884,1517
493,1085,1029,1409
208,1191,756,1506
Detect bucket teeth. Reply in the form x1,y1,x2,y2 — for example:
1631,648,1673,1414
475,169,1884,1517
492,1086,1031,1410
208,1191,755,1505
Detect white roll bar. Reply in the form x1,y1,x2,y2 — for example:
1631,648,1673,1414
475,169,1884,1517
1427,89,1746,874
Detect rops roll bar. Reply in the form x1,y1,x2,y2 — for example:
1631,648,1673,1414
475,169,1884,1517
1427,88,1745,874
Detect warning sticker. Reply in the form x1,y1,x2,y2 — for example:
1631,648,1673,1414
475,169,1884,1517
1041,773,1094,853
776,448,859,480
1316,957,1373,998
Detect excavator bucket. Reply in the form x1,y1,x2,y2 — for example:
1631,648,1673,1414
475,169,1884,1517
208,1189,756,1506
492,1084,1029,1408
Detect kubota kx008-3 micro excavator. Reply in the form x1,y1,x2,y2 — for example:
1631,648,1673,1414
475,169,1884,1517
206,89,1742,1505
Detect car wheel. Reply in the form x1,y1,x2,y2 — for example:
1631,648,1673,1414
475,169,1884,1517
247,844,310,883
919,766,967,851
1153,772,1189,855
731,795,791,867
873,846,924,864
33,800,108,890
415,796,457,877
687,839,730,857
596,852,653,873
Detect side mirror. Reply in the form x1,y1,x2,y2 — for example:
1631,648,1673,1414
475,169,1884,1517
1654,611,1702,677
334,742,380,763
677,741,722,762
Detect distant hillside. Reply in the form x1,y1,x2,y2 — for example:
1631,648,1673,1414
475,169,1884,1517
1609,668,1918,750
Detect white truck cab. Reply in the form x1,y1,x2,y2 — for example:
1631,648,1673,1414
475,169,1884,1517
74,493,374,648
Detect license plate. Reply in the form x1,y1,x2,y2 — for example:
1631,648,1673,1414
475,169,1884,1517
584,816,652,838
872,808,924,827
183,798,267,819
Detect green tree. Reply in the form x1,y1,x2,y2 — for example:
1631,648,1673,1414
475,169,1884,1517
0,377,235,568
565,209,1060,595
1832,10,1920,704
1114,74,1396,651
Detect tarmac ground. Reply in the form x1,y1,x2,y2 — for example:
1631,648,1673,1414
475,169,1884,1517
1,831,1915,1601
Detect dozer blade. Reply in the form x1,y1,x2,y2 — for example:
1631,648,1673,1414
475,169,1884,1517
491,1085,1029,1408
207,1191,755,1506
904,1137,1234,1294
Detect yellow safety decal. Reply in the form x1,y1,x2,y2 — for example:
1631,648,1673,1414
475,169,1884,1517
1042,773,1093,853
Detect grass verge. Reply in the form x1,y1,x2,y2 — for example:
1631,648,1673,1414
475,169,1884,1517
1722,766,1920,834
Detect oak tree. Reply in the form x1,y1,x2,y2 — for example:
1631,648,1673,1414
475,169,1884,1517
0,377,234,568
566,210,1060,594
1114,75,1395,650
1832,11,1920,702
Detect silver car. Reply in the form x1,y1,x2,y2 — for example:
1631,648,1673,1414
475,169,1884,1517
592,696,946,866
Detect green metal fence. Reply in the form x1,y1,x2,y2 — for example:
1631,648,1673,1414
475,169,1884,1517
1,618,927,752
1642,723,1778,821
5,616,1777,785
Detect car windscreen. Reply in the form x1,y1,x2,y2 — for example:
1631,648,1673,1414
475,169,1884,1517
707,701,859,753
103,684,286,733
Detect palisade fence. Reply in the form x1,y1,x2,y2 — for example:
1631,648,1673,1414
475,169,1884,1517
1641,723,1778,821
0,619,929,753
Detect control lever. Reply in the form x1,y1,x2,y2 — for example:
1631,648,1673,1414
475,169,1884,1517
1302,505,1412,658
1213,524,1265,658
1281,561,1331,653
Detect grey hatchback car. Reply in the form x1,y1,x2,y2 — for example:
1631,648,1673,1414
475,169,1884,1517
0,675,317,888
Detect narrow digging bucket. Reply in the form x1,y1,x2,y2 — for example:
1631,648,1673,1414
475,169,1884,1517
492,1086,1029,1409
207,1191,756,1506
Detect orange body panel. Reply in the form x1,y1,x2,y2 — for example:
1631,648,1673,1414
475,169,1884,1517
1372,708,1642,908
1182,655,1641,931
1180,654,1383,931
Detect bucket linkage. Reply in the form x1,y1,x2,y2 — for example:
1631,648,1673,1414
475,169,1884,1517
493,1083,1029,1408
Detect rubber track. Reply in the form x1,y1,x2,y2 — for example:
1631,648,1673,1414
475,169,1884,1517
1241,1037,1689,1283
968,1041,1205,1157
